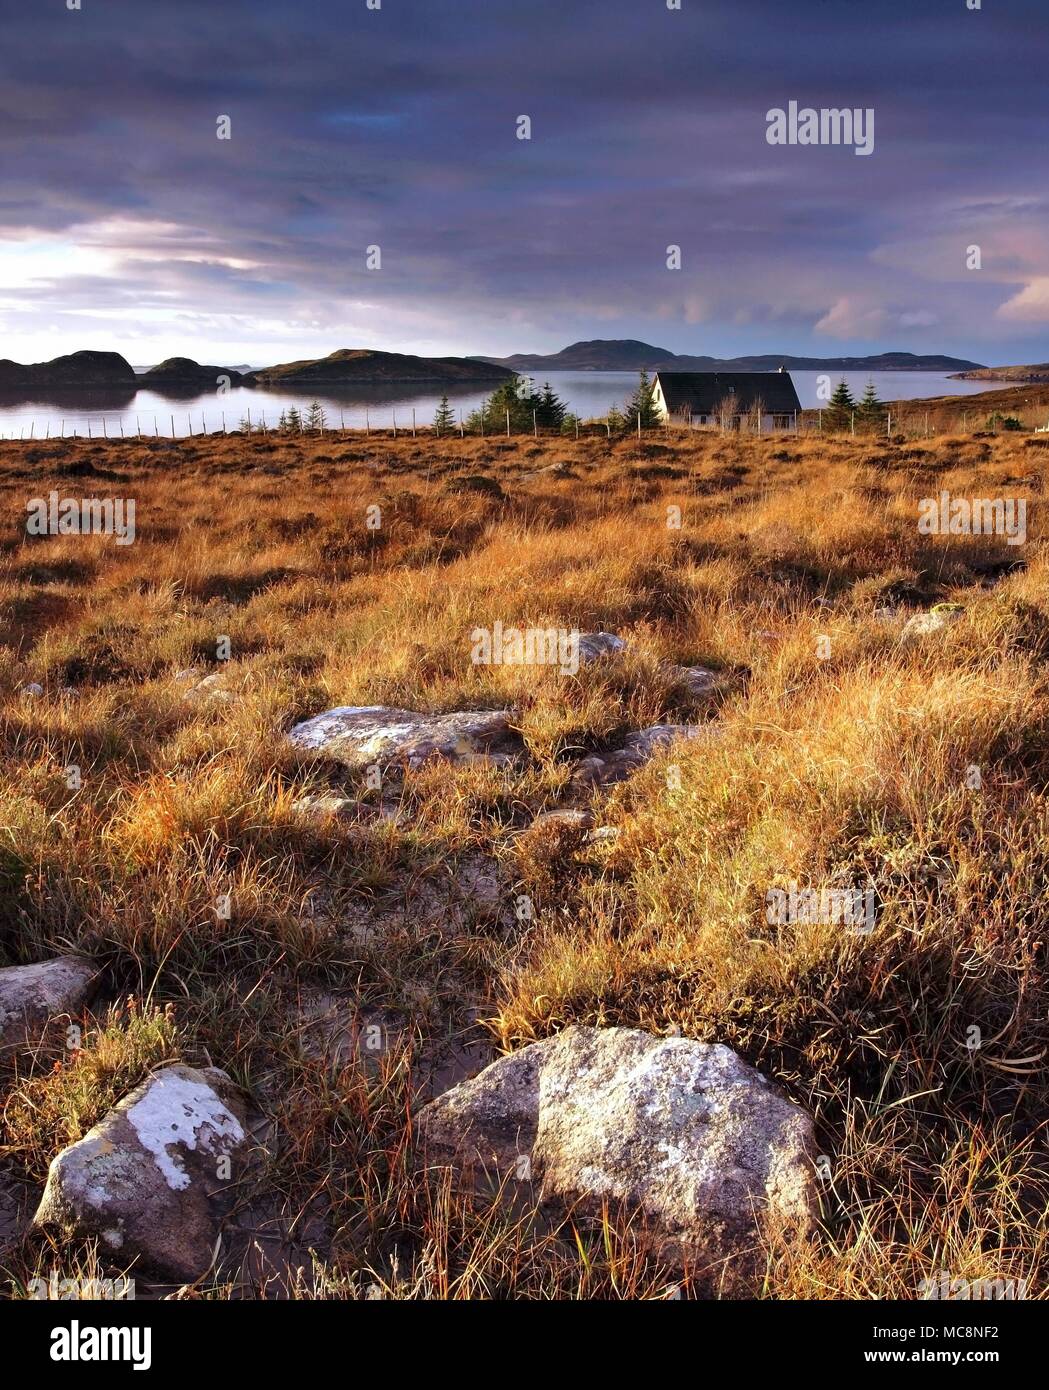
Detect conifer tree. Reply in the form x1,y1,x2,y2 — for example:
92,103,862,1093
825,378,856,432
624,369,661,430
536,381,567,429
434,394,456,434
856,380,886,432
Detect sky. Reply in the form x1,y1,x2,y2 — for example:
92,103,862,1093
1,0,1047,367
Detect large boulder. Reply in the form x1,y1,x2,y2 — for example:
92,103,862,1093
288,706,520,770
34,1064,252,1283
0,956,98,1054
416,1026,817,1275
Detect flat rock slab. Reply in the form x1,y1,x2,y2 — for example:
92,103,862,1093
0,956,99,1054
570,723,717,789
416,1025,817,1276
288,706,520,770
34,1064,253,1284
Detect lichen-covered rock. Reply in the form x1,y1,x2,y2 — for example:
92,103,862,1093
0,956,98,1054
34,1064,252,1283
901,604,965,642
416,1026,817,1275
288,705,520,769
570,723,717,789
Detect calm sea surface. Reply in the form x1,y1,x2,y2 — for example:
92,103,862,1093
0,369,1011,439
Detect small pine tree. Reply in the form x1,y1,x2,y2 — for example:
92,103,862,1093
285,405,303,433
856,380,886,432
825,378,856,432
434,395,456,435
624,369,661,430
606,403,627,434
305,400,327,432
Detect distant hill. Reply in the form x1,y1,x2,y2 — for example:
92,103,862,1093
139,357,251,388
950,363,1049,384
0,350,137,389
482,340,985,374
251,348,514,386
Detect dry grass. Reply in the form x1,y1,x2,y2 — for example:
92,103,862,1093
0,425,1047,1299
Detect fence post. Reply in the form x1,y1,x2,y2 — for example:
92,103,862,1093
506,408,511,437
412,408,416,437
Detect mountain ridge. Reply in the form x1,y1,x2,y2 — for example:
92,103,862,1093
480,339,985,373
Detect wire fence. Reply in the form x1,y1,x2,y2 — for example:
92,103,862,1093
1,401,1046,443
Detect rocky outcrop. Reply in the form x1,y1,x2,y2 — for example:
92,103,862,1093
0,957,98,1054
34,1064,253,1283
288,706,520,770
416,1026,817,1275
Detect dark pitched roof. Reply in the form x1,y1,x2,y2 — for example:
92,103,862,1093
655,371,801,415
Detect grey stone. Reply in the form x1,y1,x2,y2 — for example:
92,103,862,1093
577,632,627,664
901,606,965,642
416,1025,817,1274
34,1064,253,1283
292,792,355,818
570,723,717,789
288,705,520,770
0,956,98,1054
